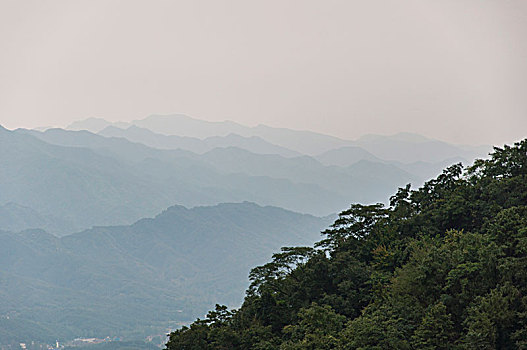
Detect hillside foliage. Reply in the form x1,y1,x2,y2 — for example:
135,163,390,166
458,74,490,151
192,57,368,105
166,139,527,349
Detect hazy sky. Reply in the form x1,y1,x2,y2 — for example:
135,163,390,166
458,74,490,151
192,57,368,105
1,0,526,145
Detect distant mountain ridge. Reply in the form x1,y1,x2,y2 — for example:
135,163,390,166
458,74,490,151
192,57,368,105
0,202,73,234
0,117,495,346
349,132,487,163
67,115,354,155
3,127,344,234
314,146,382,167
67,115,490,162
98,125,301,157
5,126,433,235
0,202,332,343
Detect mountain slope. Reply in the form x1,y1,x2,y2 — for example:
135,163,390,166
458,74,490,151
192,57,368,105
166,139,527,350
352,132,489,163
68,114,354,155
198,147,419,203
7,125,483,236
4,127,348,234
69,116,490,164
98,125,300,157
0,202,73,234
314,146,383,167
6,127,426,235
0,202,332,344
1,127,182,234
29,127,418,208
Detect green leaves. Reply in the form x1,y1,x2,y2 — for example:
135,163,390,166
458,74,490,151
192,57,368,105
166,139,527,350
462,285,520,349
412,302,454,350
281,303,346,350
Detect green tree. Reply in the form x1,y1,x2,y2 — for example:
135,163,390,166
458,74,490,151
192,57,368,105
411,302,455,350
280,303,346,350
166,139,527,350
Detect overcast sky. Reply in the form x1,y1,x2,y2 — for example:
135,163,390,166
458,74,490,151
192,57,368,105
1,0,526,145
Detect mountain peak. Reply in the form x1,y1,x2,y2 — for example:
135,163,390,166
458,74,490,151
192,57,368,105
358,132,433,143
67,117,114,133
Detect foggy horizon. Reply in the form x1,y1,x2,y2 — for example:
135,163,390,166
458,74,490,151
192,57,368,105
1,0,527,146
2,113,501,147
3,2,527,347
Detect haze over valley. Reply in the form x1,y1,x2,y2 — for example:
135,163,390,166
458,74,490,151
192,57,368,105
2,115,489,236
1,0,526,348
0,113,495,347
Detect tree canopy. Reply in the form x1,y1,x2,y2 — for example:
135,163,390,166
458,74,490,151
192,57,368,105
166,139,527,350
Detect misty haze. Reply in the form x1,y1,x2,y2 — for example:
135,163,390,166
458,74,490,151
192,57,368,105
1,1,526,349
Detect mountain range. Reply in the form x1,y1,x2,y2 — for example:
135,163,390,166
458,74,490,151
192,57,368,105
0,114,493,346
0,202,332,344
1,115,490,235
67,114,489,160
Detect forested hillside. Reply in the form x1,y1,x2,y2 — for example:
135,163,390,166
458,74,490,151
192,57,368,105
166,139,527,349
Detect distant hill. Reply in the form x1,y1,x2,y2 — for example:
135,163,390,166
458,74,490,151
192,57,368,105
4,120,491,237
68,116,490,163
68,114,353,155
67,117,115,133
0,202,74,234
67,117,128,133
131,114,354,155
197,147,419,204
6,127,429,234
0,202,333,344
133,114,249,139
2,126,183,234
351,132,489,163
98,125,301,157
5,127,349,234
314,146,382,167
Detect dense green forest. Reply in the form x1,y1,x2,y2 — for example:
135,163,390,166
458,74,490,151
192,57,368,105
166,139,527,349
